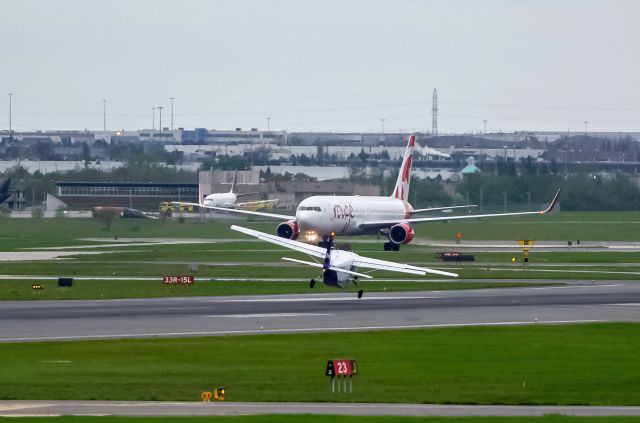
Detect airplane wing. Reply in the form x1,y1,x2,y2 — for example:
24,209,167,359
360,189,560,231
352,255,459,277
173,201,294,220
412,204,477,213
233,225,457,278
236,199,279,207
281,257,374,279
236,191,261,198
231,225,327,259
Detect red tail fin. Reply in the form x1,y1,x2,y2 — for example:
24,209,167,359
391,135,415,202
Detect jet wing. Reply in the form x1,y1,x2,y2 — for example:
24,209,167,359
233,225,458,278
231,225,327,259
360,189,561,231
352,255,459,277
172,201,294,220
412,204,477,213
236,199,279,207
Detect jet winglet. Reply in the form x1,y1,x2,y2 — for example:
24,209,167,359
541,189,561,214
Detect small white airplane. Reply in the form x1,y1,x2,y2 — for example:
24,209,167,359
177,135,560,250
231,225,458,298
200,170,278,209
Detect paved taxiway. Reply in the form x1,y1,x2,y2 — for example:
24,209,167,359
2,400,640,417
1,281,639,342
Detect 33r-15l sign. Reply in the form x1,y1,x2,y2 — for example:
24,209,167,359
163,275,194,284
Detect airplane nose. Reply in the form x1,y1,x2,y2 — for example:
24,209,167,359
296,211,310,229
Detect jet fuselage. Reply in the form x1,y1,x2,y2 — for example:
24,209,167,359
296,195,412,237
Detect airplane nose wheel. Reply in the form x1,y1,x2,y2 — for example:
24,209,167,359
357,290,364,299
309,279,316,289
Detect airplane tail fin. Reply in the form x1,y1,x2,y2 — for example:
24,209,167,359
229,170,238,194
391,135,415,202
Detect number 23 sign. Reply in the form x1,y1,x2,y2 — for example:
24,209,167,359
326,359,357,377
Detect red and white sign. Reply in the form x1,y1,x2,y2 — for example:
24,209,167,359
163,275,194,285
332,359,353,376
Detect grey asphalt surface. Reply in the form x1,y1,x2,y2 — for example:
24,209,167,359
1,281,639,342
2,400,640,417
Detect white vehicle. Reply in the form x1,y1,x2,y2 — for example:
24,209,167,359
177,135,560,250
232,225,458,298
200,170,278,209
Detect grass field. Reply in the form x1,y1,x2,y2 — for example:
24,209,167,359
2,416,640,423
1,323,638,406
1,213,639,300
1,211,640,251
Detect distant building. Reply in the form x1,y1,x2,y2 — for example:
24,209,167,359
275,181,380,204
55,181,198,210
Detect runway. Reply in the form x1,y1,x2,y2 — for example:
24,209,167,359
1,281,639,342
2,400,640,417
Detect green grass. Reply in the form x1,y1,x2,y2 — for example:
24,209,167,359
1,214,639,300
1,211,640,251
1,323,638,406
2,417,640,423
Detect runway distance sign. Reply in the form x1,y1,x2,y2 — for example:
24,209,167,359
326,359,357,377
163,275,194,285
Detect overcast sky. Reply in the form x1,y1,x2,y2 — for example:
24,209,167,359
1,0,639,133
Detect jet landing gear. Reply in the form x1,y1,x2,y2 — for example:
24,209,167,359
353,277,364,299
383,242,400,251
310,279,316,289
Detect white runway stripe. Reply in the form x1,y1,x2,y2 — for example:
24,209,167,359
203,313,333,318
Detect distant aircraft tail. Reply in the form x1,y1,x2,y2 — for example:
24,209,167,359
229,169,238,194
391,135,415,202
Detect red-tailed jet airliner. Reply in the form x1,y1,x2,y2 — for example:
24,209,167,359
176,135,560,250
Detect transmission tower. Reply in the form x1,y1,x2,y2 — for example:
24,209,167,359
431,88,438,135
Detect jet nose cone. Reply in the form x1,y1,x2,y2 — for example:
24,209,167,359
296,211,311,229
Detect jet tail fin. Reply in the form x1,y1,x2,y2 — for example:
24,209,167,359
229,170,238,194
391,135,415,202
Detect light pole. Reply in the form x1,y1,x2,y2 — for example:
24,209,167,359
380,118,385,134
502,192,507,213
102,99,107,131
169,97,175,130
266,117,271,132
483,119,487,134
8,93,13,141
527,191,531,210
157,106,164,130
584,120,588,133
479,186,483,212
152,107,156,130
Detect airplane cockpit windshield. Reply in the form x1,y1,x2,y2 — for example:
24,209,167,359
299,206,322,212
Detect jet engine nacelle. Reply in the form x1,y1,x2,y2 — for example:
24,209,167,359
276,220,300,240
388,223,415,244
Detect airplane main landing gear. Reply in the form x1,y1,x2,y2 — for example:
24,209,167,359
357,290,364,299
309,279,316,289
383,242,400,251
